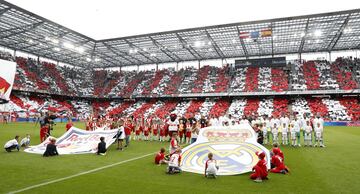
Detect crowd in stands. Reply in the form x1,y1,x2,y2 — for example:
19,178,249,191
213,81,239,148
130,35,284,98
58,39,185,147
2,92,359,122
1,51,359,98
0,50,359,122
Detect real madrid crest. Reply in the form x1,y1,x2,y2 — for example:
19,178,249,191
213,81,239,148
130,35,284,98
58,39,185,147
181,124,270,175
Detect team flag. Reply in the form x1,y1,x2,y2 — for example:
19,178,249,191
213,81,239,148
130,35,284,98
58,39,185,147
239,29,272,39
239,32,250,39
261,29,272,37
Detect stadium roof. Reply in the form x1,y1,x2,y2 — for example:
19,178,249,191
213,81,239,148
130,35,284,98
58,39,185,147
0,0,360,68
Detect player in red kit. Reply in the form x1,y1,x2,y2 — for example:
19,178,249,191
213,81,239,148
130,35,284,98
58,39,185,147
270,148,289,174
272,143,284,161
169,132,179,155
40,123,50,142
250,151,268,182
124,118,133,147
152,121,159,141
155,148,168,165
159,120,166,142
65,118,73,131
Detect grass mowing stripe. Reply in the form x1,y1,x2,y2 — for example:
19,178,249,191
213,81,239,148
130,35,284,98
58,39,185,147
7,152,155,194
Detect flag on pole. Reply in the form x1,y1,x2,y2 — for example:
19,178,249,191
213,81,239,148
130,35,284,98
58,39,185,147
239,32,250,39
261,29,272,37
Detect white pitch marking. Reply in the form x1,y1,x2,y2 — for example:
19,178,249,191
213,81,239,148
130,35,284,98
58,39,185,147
8,152,155,194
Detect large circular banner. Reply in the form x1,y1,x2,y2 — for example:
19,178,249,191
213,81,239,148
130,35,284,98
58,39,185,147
181,124,270,175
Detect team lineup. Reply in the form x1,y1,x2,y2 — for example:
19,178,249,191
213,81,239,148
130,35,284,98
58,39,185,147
82,112,325,147
80,111,325,181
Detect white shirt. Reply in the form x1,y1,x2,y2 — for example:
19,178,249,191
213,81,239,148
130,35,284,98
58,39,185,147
206,159,218,174
4,139,18,149
118,126,125,139
219,116,229,126
240,119,250,125
313,118,324,132
292,120,301,132
167,120,179,132
20,137,30,146
280,117,290,128
191,128,199,138
305,125,312,134
169,153,181,167
209,118,219,126
271,126,279,134
270,118,280,128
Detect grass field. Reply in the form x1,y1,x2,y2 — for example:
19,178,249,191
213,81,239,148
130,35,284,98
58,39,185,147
0,122,359,194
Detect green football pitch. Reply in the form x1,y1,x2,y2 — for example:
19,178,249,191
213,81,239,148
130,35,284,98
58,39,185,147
0,122,359,194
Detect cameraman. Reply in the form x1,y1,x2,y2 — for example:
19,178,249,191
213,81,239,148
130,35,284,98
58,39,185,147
43,112,58,136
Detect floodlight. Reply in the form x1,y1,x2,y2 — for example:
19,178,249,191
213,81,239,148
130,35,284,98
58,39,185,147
194,41,202,47
51,39,59,44
76,47,84,53
314,30,322,37
63,42,74,49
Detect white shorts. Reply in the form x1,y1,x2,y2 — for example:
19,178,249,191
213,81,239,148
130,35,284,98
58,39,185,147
316,132,322,139
304,133,312,140
206,168,217,176
291,132,296,139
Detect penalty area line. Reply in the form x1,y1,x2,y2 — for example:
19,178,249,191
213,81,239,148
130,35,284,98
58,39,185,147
8,152,155,194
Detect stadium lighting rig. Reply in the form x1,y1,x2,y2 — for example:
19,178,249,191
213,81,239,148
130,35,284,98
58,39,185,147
1,0,360,68
314,30,322,37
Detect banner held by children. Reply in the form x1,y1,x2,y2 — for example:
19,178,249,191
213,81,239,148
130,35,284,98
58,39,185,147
25,127,118,154
181,124,270,175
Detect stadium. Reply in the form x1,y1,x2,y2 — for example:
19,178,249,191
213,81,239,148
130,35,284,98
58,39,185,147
0,0,359,193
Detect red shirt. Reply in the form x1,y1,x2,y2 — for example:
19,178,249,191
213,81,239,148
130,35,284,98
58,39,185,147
40,126,49,136
271,155,286,169
170,138,178,148
66,123,73,131
272,148,284,161
155,152,165,164
253,158,268,177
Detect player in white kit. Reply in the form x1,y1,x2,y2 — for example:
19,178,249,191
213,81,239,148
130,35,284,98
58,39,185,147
304,120,313,147
204,152,219,178
313,114,325,147
271,123,279,144
167,148,182,174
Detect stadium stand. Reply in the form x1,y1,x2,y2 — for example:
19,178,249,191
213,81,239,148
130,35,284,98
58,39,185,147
0,50,359,121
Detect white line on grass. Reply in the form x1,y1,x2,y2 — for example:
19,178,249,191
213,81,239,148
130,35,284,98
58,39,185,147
8,152,155,194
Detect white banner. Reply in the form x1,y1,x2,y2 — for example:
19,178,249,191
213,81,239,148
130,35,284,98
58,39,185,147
0,59,16,101
181,124,270,175
25,127,118,154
